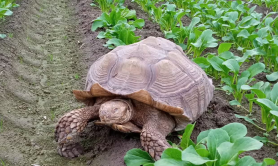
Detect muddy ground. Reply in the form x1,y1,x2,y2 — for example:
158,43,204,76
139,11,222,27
0,0,277,165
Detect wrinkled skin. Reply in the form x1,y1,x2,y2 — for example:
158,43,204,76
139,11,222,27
55,97,175,160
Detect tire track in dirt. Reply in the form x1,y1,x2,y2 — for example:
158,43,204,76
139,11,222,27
0,0,87,165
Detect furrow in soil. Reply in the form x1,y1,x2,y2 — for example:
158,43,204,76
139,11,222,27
0,0,84,165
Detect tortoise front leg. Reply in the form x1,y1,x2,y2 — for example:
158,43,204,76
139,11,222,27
140,114,175,160
55,105,100,158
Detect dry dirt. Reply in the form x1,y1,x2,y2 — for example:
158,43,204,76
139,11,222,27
0,0,277,166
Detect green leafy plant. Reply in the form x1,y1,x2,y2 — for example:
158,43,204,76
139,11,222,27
98,22,142,49
159,3,186,32
0,0,19,37
124,123,275,166
0,159,6,166
91,7,139,31
90,0,124,13
0,0,19,19
189,29,218,58
165,17,200,50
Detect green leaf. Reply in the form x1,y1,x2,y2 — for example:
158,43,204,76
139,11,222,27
144,164,155,166
180,123,195,150
219,51,234,60
196,149,209,157
90,3,97,7
104,38,126,49
207,56,226,72
182,146,216,165
92,20,104,31
247,63,265,78
223,85,234,93
191,29,218,48
229,100,241,106
237,77,248,92
253,136,269,144
218,137,263,165
263,158,276,165
241,85,266,98
154,159,187,166
237,29,250,38
207,128,230,160
271,83,278,103
270,110,278,117
197,130,211,144
161,148,182,160
222,11,238,25
223,59,240,74
124,148,155,166
0,34,6,39
218,43,232,54
132,18,145,28
266,72,278,82
222,123,247,143
256,99,278,110
235,156,257,166
235,114,258,127
188,17,200,31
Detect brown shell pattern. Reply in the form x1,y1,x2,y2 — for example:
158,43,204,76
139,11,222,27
83,36,214,130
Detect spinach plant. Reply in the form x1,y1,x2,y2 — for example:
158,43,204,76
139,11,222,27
124,123,276,166
190,29,218,58
98,22,142,49
91,7,139,31
90,0,124,13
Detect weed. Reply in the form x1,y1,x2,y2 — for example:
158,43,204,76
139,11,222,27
0,118,3,133
74,74,80,80
48,54,54,61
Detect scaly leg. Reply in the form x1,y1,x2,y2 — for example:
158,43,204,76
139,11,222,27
140,113,175,160
55,105,100,158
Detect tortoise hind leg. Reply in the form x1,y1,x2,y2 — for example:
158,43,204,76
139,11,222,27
55,105,100,158
140,112,175,160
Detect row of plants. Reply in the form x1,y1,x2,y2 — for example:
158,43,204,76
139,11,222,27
124,123,276,166
0,0,19,38
91,0,145,49
249,0,278,11
89,0,278,164
134,0,278,72
133,0,278,137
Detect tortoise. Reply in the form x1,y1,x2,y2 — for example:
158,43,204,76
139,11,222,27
55,36,214,160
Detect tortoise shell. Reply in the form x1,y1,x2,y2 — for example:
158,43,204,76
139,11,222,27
74,36,214,131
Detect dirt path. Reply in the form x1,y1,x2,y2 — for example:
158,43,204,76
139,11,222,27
0,0,88,165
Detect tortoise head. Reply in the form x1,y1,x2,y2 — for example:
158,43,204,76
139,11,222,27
98,99,134,124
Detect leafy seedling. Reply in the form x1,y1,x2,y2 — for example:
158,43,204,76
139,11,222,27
124,123,274,166
190,29,218,58
74,74,80,80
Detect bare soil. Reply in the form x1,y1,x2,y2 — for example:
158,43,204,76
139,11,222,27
0,0,277,166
